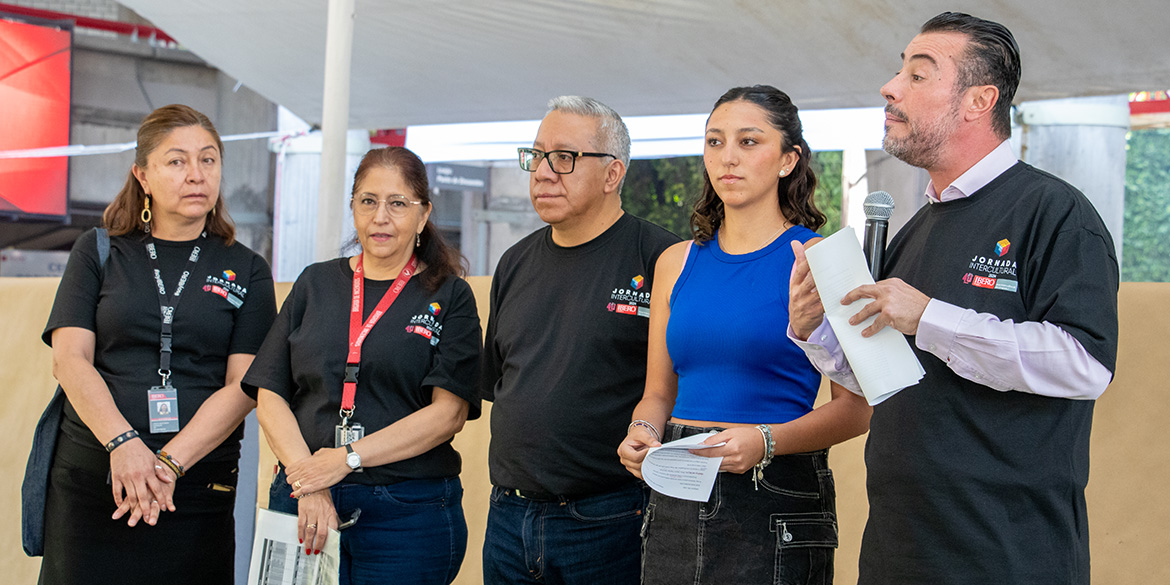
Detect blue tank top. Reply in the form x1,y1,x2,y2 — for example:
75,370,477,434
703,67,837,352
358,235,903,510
666,226,822,423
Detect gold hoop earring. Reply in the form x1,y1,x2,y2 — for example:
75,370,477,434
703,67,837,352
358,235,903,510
211,205,217,217
141,197,152,224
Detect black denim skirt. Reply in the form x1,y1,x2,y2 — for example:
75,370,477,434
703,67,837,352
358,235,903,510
641,423,838,585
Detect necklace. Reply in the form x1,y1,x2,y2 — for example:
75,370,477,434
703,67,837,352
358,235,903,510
718,220,791,254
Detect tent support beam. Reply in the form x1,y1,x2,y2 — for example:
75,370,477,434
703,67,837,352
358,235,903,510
315,0,355,261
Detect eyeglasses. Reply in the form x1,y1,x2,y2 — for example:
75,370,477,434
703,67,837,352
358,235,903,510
518,147,616,174
351,194,425,218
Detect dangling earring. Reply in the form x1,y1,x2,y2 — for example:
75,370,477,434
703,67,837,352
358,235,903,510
141,197,152,224
415,233,421,248
211,205,217,217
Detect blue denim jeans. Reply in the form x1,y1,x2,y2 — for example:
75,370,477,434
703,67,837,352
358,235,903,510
641,423,838,585
482,482,649,585
270,469,467,585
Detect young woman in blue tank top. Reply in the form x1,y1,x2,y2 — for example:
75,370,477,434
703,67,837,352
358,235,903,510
618,85,872,584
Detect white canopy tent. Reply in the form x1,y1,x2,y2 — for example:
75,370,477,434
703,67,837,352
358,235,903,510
114,0,1170,265
118,0,1169,129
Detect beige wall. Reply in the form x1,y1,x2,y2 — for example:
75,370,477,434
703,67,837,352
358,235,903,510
5,278,1167,584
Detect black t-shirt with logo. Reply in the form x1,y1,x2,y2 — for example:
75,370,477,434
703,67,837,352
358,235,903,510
242,258,482,485
44,229,277,463
481,213,680,496
860,162,1118,584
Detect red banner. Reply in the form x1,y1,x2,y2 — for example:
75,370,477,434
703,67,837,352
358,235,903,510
0,17,72,217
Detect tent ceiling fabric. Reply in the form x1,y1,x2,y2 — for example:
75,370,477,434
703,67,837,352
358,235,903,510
119,0,1170,129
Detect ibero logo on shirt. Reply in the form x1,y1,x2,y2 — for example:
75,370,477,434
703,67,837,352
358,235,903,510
406,304,442,345
607,274,651,318
203,269,248,307
962,238,1019,293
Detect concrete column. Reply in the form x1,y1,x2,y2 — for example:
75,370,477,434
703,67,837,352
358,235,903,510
840,147,870,234
315,0,356,261
1017,95,1129,261
214,74,277,258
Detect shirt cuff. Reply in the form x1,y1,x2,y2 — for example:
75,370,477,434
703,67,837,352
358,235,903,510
787,318,864,397
915,298,965,362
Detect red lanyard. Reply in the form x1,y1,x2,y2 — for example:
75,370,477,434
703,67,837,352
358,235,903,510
341,253,418,417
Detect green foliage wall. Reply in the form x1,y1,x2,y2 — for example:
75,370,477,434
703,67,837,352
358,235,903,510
623,152,844,240
1123,128,1170,282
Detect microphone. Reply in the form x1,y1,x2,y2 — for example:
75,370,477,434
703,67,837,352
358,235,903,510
863,191,894,281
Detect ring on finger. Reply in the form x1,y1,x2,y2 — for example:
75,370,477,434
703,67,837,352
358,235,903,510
293,480,303,490
306,523,317,530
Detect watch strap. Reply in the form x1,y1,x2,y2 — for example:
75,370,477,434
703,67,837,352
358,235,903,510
345,443,362,470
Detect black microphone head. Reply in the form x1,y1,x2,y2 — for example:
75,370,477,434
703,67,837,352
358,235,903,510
864,191,895,221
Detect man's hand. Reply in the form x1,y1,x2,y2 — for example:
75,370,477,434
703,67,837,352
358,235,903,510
842,277,931,337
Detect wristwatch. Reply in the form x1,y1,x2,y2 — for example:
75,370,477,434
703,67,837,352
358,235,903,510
345,443,362,472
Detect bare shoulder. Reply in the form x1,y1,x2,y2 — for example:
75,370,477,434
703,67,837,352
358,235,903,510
655,240,693,279
651,240,694,301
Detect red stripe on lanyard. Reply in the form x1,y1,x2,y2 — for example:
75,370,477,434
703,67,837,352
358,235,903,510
342,253,418,413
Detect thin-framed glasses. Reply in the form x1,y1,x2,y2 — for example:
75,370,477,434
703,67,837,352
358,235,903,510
351,194,425,218
518,147,616,174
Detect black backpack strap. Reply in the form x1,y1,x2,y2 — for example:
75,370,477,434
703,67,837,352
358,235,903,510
96,228,110,273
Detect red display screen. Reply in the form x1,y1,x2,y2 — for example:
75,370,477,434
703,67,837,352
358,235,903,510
0,17,72,218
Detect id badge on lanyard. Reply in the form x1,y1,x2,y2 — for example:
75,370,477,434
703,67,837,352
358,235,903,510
145,235,203,434
337,253,418,455
148,385,180,433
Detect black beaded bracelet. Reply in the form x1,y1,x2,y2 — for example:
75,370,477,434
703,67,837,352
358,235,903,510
105,429,140,453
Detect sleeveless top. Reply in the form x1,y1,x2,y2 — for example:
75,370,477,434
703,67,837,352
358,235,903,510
666,226,821,423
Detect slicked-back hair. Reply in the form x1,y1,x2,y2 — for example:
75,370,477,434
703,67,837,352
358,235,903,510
103,104,236,244
921,11,1021,139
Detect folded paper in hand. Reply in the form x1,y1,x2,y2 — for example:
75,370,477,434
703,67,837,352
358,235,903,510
641,432,724,502
803,227,925,405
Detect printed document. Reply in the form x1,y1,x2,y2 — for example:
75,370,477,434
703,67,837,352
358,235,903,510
803,227,925,405
641,431,723,502
247,507,340,585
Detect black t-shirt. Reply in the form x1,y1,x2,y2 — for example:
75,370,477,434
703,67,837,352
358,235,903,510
43,229,277,462
860,162,1119,585
482,213,680,496
242,258,482,485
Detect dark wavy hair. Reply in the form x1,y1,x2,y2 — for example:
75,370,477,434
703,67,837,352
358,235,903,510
103,104,235,244
350,146,466,292
691,85,825,243
921,12,1021,140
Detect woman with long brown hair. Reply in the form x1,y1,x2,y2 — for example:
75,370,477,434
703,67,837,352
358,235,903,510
41,104,277,583
245,146,481,585
618,85,872,584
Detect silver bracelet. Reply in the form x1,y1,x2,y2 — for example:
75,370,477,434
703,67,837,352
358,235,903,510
628,419,661,442
757,424,774,462
752,424,775,491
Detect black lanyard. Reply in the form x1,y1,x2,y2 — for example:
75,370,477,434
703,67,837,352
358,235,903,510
145,233,204,386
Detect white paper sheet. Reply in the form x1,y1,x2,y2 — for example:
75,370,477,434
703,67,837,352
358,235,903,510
641,432,724,502
247,507,340,585
803,227,925,405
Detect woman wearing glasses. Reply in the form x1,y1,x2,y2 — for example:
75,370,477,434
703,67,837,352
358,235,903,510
244,146,482,585
618,86,872,584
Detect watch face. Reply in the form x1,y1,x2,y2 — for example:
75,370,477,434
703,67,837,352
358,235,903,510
347,452,361,468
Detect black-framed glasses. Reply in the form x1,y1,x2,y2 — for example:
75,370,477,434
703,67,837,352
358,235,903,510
350,194,425,218
518,147,616,174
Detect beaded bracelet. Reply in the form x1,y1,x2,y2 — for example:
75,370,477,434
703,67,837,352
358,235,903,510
156,450,186,478
105,429,140,453
751,424,775,491
628,419,661,442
